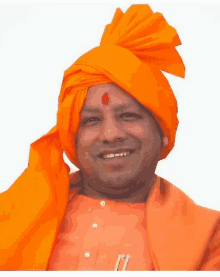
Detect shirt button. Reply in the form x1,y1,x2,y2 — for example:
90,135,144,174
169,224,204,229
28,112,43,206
100,200,106,206
84,252,91,258
93,223,98,228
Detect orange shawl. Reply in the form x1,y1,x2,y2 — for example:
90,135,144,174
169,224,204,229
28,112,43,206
1,169,220,270
1,4,218,270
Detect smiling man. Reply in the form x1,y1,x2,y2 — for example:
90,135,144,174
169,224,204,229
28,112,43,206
76,83,165,203
1,4,220,271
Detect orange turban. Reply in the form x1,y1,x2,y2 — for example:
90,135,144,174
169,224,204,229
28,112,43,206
56,4,185,167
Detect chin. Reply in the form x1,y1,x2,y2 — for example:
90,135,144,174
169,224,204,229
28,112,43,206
96,168,142,188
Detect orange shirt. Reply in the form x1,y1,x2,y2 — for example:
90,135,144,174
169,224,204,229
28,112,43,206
46,184,220,271
47,188,153,270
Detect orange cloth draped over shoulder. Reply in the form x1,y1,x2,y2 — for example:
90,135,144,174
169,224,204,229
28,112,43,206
0,4,220,270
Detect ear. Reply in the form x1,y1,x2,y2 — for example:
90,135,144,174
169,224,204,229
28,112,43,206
159,137,168,160
162,137,168,147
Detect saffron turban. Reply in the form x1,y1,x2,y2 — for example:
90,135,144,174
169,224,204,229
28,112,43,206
56,4,185,166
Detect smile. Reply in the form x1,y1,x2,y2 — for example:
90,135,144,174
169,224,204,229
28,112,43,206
98,150,135,160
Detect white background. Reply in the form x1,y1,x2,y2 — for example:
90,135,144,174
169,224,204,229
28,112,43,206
0,0,220,212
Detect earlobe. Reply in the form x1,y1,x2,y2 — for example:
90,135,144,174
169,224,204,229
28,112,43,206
162,137,168,147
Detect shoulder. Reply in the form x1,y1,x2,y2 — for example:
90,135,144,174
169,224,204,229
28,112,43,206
159,176,220,217
149,176,220,270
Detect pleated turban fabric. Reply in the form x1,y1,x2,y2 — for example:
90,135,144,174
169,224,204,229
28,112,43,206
56,4,185,167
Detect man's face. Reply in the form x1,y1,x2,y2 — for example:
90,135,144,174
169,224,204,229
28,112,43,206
76,83,163,193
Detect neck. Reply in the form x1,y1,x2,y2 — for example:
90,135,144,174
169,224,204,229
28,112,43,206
78,173,157,203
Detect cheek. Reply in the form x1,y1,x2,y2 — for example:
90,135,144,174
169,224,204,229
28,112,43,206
126,124,150,138
126,123,160,150
76,128,99,160
78,128,99,146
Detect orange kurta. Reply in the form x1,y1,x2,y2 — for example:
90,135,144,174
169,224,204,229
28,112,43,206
44,174,220,271
47,189,153,270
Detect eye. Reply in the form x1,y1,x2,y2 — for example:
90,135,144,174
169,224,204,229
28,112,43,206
82,117,101,125
120,112,142,120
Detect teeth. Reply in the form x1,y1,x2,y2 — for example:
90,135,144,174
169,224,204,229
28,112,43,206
103,151,130,159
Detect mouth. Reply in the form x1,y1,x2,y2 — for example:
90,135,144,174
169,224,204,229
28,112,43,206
97,149,136,160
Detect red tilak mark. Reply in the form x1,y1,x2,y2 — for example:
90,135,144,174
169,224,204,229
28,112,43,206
102,92,110,105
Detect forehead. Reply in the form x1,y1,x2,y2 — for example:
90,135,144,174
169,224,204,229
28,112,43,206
84,82,138,108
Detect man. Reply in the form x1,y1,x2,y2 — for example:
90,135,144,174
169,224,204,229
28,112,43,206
0,4,220,271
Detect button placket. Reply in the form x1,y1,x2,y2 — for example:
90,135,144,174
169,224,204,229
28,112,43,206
78,200,106,269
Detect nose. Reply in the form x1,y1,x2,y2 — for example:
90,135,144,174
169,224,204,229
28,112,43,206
99,116,126,143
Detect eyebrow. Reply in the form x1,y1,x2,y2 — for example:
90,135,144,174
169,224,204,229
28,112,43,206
81,103,140,114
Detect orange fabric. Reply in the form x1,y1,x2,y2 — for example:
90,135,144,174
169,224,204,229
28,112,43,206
47,185,220,271
1,170,220,270
46,190,153,270
1,4,220,271
199,221,220,270
58,4,185,165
